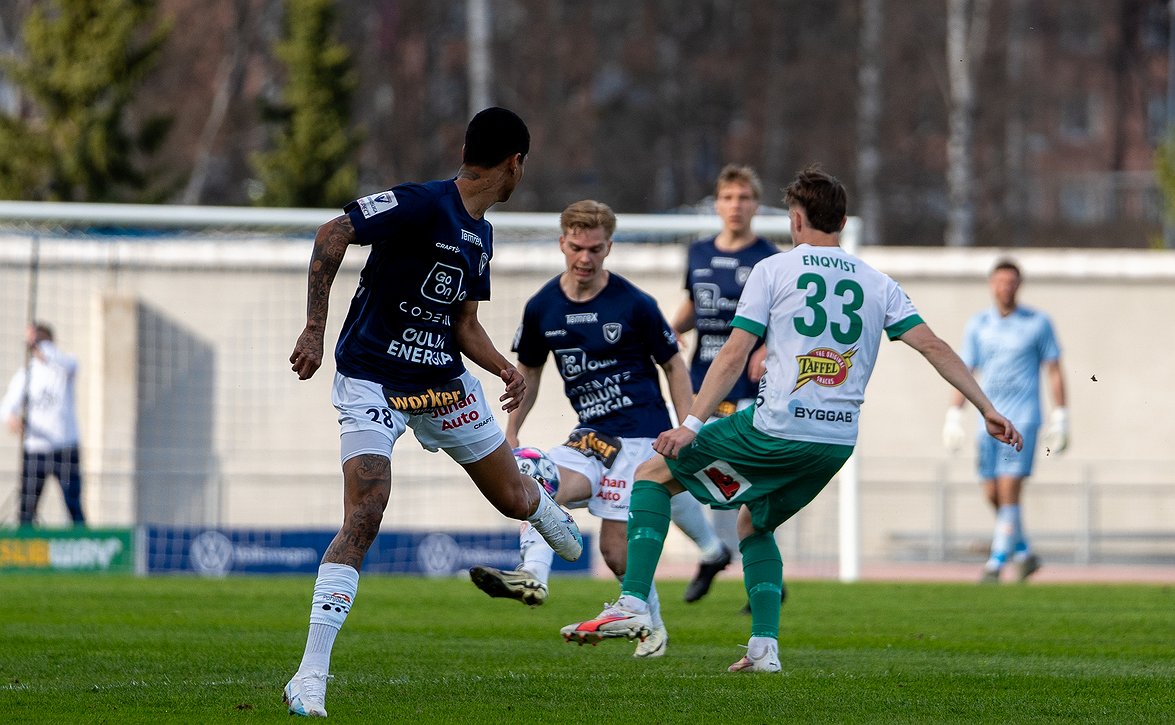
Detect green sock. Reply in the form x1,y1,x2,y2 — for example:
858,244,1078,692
740,532,783,639
619,480,671,601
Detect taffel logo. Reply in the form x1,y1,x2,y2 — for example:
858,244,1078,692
602,322,622,343
356,191,398,218
792,347,857,392
461,229,483,247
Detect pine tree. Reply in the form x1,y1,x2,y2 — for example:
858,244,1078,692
250,0,360,208
0,0,172,202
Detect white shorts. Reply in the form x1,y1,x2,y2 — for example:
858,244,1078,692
545,429,657,522
332,370,505,466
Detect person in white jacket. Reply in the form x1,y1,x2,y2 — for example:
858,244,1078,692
1,322,85,525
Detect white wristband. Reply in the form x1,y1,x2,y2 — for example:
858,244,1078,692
682,415,704,434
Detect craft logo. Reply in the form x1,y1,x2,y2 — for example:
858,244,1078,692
792,347,857,392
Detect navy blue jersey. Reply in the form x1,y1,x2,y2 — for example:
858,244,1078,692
334,179,492,388
683,236,778,397
514,273,679,438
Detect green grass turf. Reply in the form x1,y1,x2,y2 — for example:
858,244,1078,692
0,573,1172,723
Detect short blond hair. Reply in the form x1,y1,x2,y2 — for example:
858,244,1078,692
715,164,762,200
560,199,616,238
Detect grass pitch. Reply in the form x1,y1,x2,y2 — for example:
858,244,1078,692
0,573,1172,723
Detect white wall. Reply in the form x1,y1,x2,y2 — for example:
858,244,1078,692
1,236,1171,566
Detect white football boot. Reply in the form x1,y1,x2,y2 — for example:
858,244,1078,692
561,601,652,645
727,640,781,673
283,671,330,717
529,481,583,562
469,565,548,607
633,624,668,658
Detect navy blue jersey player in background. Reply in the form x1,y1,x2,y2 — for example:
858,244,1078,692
670,164,779,603
468,200,729,659
283,108,583,718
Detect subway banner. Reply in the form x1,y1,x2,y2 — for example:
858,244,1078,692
145,526,592,577
0,527,134,572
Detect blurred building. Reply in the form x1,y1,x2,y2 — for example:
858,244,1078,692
0,0,1171,246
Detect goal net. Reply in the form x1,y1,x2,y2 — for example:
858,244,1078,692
0,201,849,580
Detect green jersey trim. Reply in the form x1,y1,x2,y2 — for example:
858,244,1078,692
885,314,924,340
731,315,766,338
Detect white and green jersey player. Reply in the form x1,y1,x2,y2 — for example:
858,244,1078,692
667,241,923,529
559,166,1022,673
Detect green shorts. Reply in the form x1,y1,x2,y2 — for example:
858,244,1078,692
667,406,853,532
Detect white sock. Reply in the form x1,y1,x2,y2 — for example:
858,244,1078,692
616,593,648,613
709,507,741,557
748,635,778,658
298,624,338,676
526,477,560,524
646,582,663,628
988,504,1020,568
299,563,359,675
671,493,726,561
617,575,661,626
519,521,553,586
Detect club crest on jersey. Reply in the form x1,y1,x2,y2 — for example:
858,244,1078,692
602,322,622,343
355,191,398,218
791,347,857,392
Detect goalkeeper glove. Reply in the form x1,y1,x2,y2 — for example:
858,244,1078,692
942,406,966,453
1042,407,1069,453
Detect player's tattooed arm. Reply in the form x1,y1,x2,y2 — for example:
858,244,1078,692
290,215,354,380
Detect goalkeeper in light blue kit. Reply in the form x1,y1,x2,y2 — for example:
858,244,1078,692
561,165,1022,673
942,259,1067,584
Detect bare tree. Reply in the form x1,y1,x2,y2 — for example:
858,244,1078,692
1002,0,1028,246
945,0,990,247
857,0,884,245
181,0,253,205
466,0,491,116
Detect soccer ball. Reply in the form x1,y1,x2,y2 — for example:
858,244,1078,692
513,446,559,496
